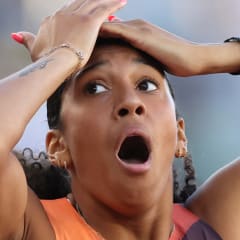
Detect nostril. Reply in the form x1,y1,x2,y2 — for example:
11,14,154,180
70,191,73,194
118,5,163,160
136,106,144,115
118,108,129,117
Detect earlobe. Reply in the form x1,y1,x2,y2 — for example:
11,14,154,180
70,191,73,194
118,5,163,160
175,118,188,158
46,130,71,169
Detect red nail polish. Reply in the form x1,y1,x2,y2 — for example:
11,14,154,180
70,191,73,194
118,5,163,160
120,0,127,4
11,33,24,44
108,15,117,22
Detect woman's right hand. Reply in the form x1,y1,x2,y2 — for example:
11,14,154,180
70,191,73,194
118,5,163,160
17,0,127,66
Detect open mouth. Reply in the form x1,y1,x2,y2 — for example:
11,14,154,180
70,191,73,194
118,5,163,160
118,136,150,164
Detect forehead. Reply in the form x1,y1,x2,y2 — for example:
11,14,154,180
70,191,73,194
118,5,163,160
79,42,165,75
90,43,142,62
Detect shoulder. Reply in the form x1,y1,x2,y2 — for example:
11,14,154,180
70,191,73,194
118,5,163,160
171,204,222,240
23,188,55,240
41,198,102,240
186,158,240,239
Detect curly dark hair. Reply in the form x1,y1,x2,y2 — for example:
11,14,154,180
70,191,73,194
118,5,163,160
173,153,197,203
13,148,71,199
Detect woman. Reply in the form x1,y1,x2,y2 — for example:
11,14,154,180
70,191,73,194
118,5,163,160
1,0,240,239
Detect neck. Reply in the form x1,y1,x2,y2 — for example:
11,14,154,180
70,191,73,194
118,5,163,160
73,180,174,240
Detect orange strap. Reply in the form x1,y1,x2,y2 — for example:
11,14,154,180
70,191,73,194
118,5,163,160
41,198,104,240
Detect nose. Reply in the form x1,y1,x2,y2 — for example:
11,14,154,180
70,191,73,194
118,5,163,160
113,94,146,119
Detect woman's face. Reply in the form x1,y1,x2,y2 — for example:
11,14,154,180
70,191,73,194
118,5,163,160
58,43,182,213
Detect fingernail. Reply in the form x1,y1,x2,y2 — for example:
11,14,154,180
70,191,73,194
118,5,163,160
11,33,24,44
120,0,127,4
108,15,120,22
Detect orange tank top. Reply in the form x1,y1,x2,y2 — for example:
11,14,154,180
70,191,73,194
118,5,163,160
41,198,221,240
41,198,104,240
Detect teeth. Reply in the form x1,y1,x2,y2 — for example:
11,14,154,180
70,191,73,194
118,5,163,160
118,136,149,163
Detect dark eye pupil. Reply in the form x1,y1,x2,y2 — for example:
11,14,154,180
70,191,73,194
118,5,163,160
86,83,97,94
138,81,148,91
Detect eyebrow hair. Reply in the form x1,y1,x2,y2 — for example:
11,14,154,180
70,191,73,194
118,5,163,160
73,56,164,82
133,57,165,76
133,57,149,64
73,60,109,81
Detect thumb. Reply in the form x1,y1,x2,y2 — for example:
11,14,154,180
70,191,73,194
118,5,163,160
11,31,36,51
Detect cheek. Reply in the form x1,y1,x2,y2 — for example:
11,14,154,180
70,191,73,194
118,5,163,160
61,102,109,163
151,98,178,153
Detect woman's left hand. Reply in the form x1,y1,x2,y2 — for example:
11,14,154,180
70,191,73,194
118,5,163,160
101,19,240,76
100,19,201,76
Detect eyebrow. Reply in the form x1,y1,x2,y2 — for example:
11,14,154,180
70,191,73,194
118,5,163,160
133,57,165,76
73,56,164,81
73,60,109,81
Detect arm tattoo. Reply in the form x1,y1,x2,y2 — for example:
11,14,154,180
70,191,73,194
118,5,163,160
19,58,54,77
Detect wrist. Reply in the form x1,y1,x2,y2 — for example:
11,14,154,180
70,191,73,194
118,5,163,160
174,42,208,76
223,37,240,74
45,44,84,74
195,40,240,75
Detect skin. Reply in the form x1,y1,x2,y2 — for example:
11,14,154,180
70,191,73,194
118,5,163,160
186,158,240,239
1,0,240,238
100,20,240,76
46,43,187,240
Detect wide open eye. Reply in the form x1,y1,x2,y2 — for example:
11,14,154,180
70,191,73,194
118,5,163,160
137,79,158,92
85,82,108,94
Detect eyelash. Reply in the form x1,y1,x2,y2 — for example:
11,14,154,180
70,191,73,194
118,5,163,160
83,77,159,95
84,81,108,95
136,77,159,92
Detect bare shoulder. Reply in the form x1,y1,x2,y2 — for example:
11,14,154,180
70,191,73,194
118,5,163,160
0,153,54,240
186,158,240,239
23,188,56,240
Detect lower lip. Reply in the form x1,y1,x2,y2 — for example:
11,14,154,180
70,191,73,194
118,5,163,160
117,157,151,174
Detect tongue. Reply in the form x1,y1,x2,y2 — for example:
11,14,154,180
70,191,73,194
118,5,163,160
123,158,143,164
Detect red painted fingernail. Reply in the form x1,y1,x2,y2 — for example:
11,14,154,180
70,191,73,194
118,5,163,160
108,15,117,22
11,33,24,44
108,15,122,22
120,0,127,4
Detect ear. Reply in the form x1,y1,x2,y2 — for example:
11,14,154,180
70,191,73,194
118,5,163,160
46,130,71,169
175,118,188,158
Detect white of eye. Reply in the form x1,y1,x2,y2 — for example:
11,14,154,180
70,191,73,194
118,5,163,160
138,80,158,92
95,84,108,93
146,81,158,91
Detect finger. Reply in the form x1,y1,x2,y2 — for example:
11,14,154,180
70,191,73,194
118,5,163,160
108,15,122,22
76,0,127,20
11,33,24,44
100,21,136,42
17,31,36,51
61,0,87,12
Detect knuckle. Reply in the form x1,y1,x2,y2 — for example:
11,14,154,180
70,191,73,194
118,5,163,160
132,19,146,25
89,4,107,15
78,13,92,23
53,10,65,19
137,21,152,34
41,15,51,25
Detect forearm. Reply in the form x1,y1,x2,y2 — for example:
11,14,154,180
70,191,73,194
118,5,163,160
0,49,79,152
192,41,240,75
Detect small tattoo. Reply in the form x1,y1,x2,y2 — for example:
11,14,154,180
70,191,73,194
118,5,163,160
19,58,54,77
